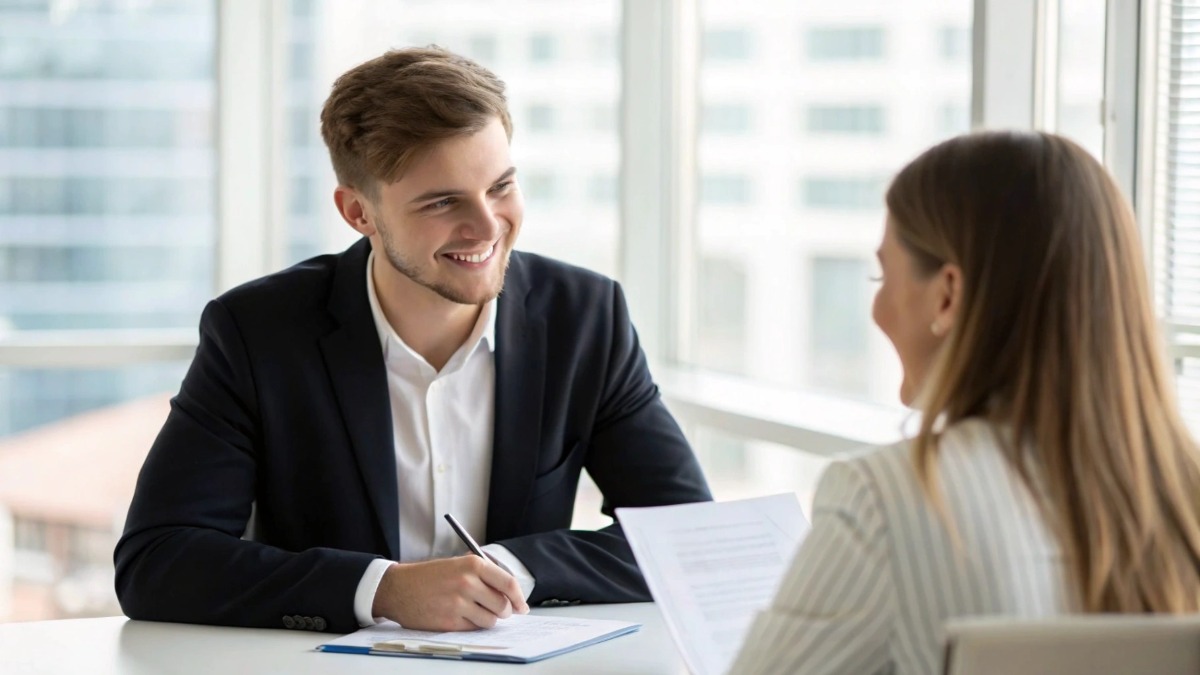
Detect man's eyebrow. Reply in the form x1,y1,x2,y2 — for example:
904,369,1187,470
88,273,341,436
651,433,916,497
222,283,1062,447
408,167,518,205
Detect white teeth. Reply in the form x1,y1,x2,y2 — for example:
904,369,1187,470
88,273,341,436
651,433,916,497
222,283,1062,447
450,245,494,264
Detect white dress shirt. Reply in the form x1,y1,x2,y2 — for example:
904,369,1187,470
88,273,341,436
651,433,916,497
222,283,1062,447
730,418,1076,675
353,252,535,626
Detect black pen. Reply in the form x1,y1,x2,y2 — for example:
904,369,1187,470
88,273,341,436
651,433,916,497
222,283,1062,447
443,512,488,559
443,513,515,576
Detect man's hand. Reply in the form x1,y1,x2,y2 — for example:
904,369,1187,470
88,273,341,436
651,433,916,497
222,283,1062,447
371,556,530,631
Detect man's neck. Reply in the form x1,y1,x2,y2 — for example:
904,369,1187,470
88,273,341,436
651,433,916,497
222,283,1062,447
372,257,481,372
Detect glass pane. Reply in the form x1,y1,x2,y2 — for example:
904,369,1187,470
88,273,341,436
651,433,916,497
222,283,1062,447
0,362,190,622
0,0,217,332
569,426,832,529
0,0,214,624
689,0,973,405
282,0,621,278
692,427,830,514
1057,0,1106,158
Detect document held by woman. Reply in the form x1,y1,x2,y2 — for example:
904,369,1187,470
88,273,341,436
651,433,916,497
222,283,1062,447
616,494,810,675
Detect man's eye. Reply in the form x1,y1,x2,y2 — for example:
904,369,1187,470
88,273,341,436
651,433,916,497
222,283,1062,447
490,181,513,193
426,198,454,210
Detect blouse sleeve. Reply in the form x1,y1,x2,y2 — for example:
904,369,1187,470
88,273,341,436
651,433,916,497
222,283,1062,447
728,459,896,675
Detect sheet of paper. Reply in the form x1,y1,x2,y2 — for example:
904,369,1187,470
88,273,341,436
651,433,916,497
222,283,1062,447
617,494,810,675
319,614,638,659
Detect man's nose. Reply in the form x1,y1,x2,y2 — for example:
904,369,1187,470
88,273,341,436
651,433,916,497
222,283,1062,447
461,200,502,241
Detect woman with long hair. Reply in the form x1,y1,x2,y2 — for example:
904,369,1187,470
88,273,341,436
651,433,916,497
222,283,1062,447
730,131,1200,674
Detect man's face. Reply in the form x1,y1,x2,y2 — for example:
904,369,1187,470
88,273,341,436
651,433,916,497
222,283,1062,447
364,118,523,306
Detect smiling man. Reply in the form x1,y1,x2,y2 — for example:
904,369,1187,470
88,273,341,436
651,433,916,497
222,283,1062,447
113,47,711,635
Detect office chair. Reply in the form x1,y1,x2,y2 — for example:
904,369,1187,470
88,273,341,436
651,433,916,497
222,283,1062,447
942,614,1200,675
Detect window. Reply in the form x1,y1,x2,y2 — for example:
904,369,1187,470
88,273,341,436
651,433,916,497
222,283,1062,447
284,5,326,264
1150,0,1200,433
939,25,970,62
939,102,970,136
530,32,556,63
587,173,617,204
703,103,752,134
690,0,969,422
1181,359,1200,435
1056,0,1106,158
528,104,555,133
801,176,887,210
0,108,209,148
810,257,871,394
591,30,616,62
700,174,752,205
13,517,47,554
281,1,621,277
704,29,752,61
0,363,186,617
694,257,748,374
806,105,885,135
590,104,615,133
467,34,497,63
806,26,885,62
0,6,217,349
688,427,831,511
523,172,559,203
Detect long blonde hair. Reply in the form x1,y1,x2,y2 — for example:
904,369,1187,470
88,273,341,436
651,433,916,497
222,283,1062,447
886,130,1200,613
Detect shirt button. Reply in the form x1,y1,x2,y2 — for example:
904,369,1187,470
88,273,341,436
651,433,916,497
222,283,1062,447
437,464,447,474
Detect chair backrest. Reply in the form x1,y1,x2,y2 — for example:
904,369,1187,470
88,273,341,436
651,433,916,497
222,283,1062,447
943,615,1200,675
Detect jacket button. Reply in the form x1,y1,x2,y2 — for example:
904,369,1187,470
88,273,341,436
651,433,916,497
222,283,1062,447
313,617,327,631
282,616,296,629
302,617,315,630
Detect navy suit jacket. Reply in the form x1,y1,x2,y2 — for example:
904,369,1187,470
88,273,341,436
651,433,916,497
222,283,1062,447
114,238,712,634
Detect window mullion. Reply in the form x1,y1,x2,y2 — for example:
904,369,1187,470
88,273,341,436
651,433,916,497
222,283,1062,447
215,0,282,293
973,0,1039,129
619,0,699,366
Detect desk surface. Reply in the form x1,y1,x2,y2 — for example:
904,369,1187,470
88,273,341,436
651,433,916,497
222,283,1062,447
0,603,688,674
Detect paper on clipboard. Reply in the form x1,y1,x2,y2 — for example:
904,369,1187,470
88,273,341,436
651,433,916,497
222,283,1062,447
317,614,639,663
617,494,810,675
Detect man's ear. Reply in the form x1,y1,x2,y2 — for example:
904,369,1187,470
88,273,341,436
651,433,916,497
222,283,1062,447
333,186,375,237
931,262,963,337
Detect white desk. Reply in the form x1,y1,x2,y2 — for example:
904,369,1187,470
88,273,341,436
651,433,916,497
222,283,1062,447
0,603,688,674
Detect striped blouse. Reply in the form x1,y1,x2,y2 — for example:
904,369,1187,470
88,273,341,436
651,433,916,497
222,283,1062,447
729,418,1078,674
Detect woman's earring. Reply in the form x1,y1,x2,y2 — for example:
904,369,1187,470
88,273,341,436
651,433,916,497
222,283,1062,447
930,321,942,337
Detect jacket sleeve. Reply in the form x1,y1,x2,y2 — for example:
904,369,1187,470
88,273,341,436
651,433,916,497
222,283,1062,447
495,282,713,604
113,299,379,633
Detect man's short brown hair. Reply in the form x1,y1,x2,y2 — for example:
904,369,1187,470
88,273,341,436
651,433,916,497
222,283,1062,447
319,46,513,198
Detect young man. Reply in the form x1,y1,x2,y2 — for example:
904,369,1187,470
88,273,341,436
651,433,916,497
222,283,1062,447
114,47,711,634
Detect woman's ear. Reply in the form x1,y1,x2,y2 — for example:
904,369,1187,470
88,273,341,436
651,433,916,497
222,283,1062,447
333,186,376,237
930,262,963,337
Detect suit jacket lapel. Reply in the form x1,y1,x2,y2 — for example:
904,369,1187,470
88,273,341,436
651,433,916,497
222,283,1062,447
318,238,401,560
488,253,546,541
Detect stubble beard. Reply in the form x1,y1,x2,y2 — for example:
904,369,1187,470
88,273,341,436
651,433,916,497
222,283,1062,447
378,222,510,306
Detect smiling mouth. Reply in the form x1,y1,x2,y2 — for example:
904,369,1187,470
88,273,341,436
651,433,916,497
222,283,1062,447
445,244,496,264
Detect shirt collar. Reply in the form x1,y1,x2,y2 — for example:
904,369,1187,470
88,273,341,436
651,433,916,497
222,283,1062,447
365,250,497,360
